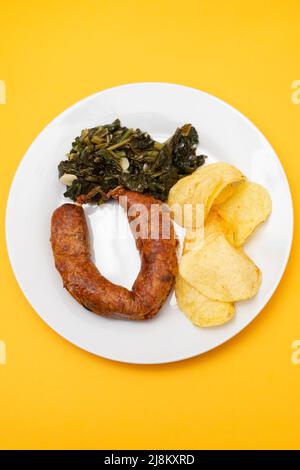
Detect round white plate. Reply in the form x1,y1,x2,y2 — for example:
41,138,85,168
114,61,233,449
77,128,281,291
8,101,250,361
6,83,293,364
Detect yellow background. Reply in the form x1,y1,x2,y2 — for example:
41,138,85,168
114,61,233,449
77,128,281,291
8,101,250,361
0,0,299,450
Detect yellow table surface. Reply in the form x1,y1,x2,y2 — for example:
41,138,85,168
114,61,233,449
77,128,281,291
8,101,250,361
0,0,299,450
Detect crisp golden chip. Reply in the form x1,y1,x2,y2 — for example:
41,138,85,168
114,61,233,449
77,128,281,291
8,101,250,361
213,183,235,205
216,181,272,247
171,163,269,320
183,208,233,255
168,173,220,228
179,233,262,302
175,275,235,327
194,162,245,210
204,208,230,239
168,163,245,227
183,228,204,254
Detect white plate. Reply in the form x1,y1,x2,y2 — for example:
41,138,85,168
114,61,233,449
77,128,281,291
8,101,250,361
6,83,293,364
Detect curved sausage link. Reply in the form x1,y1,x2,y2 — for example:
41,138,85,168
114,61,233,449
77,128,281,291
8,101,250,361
50,191,178,320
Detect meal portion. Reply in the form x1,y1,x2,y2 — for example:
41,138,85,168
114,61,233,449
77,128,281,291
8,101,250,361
58,119,206,204
53,120,207,320
51,188,178,320
169,163,272,327
51,120,272,326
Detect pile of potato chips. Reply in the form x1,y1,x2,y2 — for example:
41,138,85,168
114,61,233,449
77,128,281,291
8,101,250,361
168,162,272,327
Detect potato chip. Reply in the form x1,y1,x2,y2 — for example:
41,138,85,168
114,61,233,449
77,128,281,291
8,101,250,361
168,163,245,227
168,172,220,228
175,275,235,327
183,228,204,254
204,208,230,239
194,162,245,209
179,233,262,302
213,183,235,205
216,181,272,247
183,208,233,255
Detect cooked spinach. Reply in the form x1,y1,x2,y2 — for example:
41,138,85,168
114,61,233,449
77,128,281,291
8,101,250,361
58,119,206,204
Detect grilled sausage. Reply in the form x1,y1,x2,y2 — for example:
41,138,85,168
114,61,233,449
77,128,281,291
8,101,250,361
50,190,178,320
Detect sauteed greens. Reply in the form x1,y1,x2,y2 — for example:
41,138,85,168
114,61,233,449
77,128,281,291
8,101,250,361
58,119,206,204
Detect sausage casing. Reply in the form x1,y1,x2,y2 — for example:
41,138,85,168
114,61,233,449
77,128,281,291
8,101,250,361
50,190,178,320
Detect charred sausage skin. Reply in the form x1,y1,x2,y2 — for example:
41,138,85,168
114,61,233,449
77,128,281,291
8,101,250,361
50,190,178,320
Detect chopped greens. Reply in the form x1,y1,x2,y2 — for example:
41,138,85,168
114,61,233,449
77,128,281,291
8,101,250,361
58,119,206,204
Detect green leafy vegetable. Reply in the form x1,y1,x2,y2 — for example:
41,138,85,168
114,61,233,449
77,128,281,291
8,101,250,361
58,119,206,204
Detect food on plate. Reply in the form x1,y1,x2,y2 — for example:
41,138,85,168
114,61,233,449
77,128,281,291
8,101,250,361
183,228,204,254
168,162,245,227
53,119,206,322
175,275,235,327
180,233,261,303
203,208,233,240
194,162,245,201
58,119,206,204
213,183,235,205
168,159,271,327
168,172,220,228
53,119,271,326
183,208,232,254
51,189,178,320
216,181,272,247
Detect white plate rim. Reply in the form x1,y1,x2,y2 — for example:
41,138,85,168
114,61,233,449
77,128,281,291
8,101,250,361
5,82,294,364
